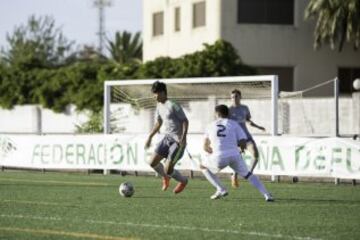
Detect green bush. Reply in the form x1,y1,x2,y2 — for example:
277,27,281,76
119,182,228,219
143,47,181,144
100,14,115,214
75,111,103,133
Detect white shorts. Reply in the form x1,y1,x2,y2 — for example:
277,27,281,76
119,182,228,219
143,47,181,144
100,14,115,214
203,153,250,178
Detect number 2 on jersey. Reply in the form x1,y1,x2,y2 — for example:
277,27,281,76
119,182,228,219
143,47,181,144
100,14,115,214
216,124,226,137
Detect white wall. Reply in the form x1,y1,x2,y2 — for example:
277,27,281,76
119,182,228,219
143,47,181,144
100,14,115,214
41,106,88,133
0,105,88,134
0,106,41,133
111,96,357,137
0,96,357,136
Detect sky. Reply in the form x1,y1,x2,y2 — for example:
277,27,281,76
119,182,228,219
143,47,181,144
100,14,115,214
0,0,142,50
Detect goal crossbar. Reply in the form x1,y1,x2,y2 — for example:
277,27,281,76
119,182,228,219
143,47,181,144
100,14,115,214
104,75,279,135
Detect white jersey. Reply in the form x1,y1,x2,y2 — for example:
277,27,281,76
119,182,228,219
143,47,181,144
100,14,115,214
205,118,247,157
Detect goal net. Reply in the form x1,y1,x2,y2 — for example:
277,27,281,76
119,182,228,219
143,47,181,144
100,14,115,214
278,77,341,136
103,76,279,136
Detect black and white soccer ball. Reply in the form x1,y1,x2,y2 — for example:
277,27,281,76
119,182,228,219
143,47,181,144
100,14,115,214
119,182,135,198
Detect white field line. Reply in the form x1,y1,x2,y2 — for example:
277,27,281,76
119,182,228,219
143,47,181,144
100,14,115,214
0,177,111,186
0,226,137,240
1,199,82,207
0,214,322,240
1,199,119,208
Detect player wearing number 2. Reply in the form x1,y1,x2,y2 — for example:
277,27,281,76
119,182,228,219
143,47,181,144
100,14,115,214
201,104,273,201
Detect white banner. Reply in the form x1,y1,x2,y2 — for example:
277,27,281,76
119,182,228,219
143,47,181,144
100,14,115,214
0,134,360,179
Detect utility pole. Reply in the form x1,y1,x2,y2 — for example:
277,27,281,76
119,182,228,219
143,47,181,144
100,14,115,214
93,0,112,55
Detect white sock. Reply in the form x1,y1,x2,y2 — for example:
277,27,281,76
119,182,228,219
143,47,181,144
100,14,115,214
170,169,187,183
153,163,166,177
248,174,268,196
202,169,226,192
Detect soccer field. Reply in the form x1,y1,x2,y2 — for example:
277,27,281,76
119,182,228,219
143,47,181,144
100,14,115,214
1,171,360,240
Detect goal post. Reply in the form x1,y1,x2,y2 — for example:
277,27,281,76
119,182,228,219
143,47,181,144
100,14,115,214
103,75,279,136
334,77,339,137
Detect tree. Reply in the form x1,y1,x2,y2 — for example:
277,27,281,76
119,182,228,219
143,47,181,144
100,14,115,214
305,0,360,51
107,31,142,64
0,15,74,110
65,45,107,64
1,15,74,68
139,40,257,78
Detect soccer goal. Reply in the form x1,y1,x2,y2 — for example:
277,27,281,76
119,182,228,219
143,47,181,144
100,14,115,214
103,75,279,136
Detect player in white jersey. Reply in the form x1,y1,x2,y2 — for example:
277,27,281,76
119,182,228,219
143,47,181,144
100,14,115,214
229,89,266,188
145,81,188,194
201,104,273,201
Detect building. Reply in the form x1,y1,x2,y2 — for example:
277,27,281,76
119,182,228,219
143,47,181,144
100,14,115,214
143,0,360,94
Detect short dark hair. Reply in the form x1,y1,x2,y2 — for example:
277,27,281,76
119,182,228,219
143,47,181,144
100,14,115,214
151,81,167,94
215,104,229,118
231,89,241,96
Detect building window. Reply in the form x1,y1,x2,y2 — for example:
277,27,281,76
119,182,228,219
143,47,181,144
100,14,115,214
153,11,164,36
193,1,206,28
174,7,181,32
338,67,360,94
237,0,294,25
257,66,294,91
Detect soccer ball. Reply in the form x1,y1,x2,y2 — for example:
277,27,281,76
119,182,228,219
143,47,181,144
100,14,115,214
353,78,360,91
119,182,135,198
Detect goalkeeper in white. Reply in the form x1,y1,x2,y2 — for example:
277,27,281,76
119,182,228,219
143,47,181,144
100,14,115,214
201,104,273,201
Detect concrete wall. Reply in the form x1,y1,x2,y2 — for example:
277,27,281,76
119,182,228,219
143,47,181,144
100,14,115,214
0,96,357,136
114,97,357,137
0,105,88,134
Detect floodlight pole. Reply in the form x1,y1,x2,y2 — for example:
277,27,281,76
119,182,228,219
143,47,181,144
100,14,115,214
94,0,112,55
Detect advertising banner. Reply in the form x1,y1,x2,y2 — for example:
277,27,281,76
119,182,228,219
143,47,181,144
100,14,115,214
0,134,359,179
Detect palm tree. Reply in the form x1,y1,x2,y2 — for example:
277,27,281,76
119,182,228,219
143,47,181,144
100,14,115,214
107,31,142,64
305,0,360,51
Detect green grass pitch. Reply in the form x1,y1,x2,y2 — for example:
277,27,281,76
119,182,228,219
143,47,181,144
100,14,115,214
1,171,360,240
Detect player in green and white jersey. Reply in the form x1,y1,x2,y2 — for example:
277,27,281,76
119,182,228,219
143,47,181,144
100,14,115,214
145,81,188,194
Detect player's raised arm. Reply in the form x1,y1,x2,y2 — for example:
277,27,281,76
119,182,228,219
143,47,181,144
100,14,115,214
245,107,265,132
248,118,266,132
